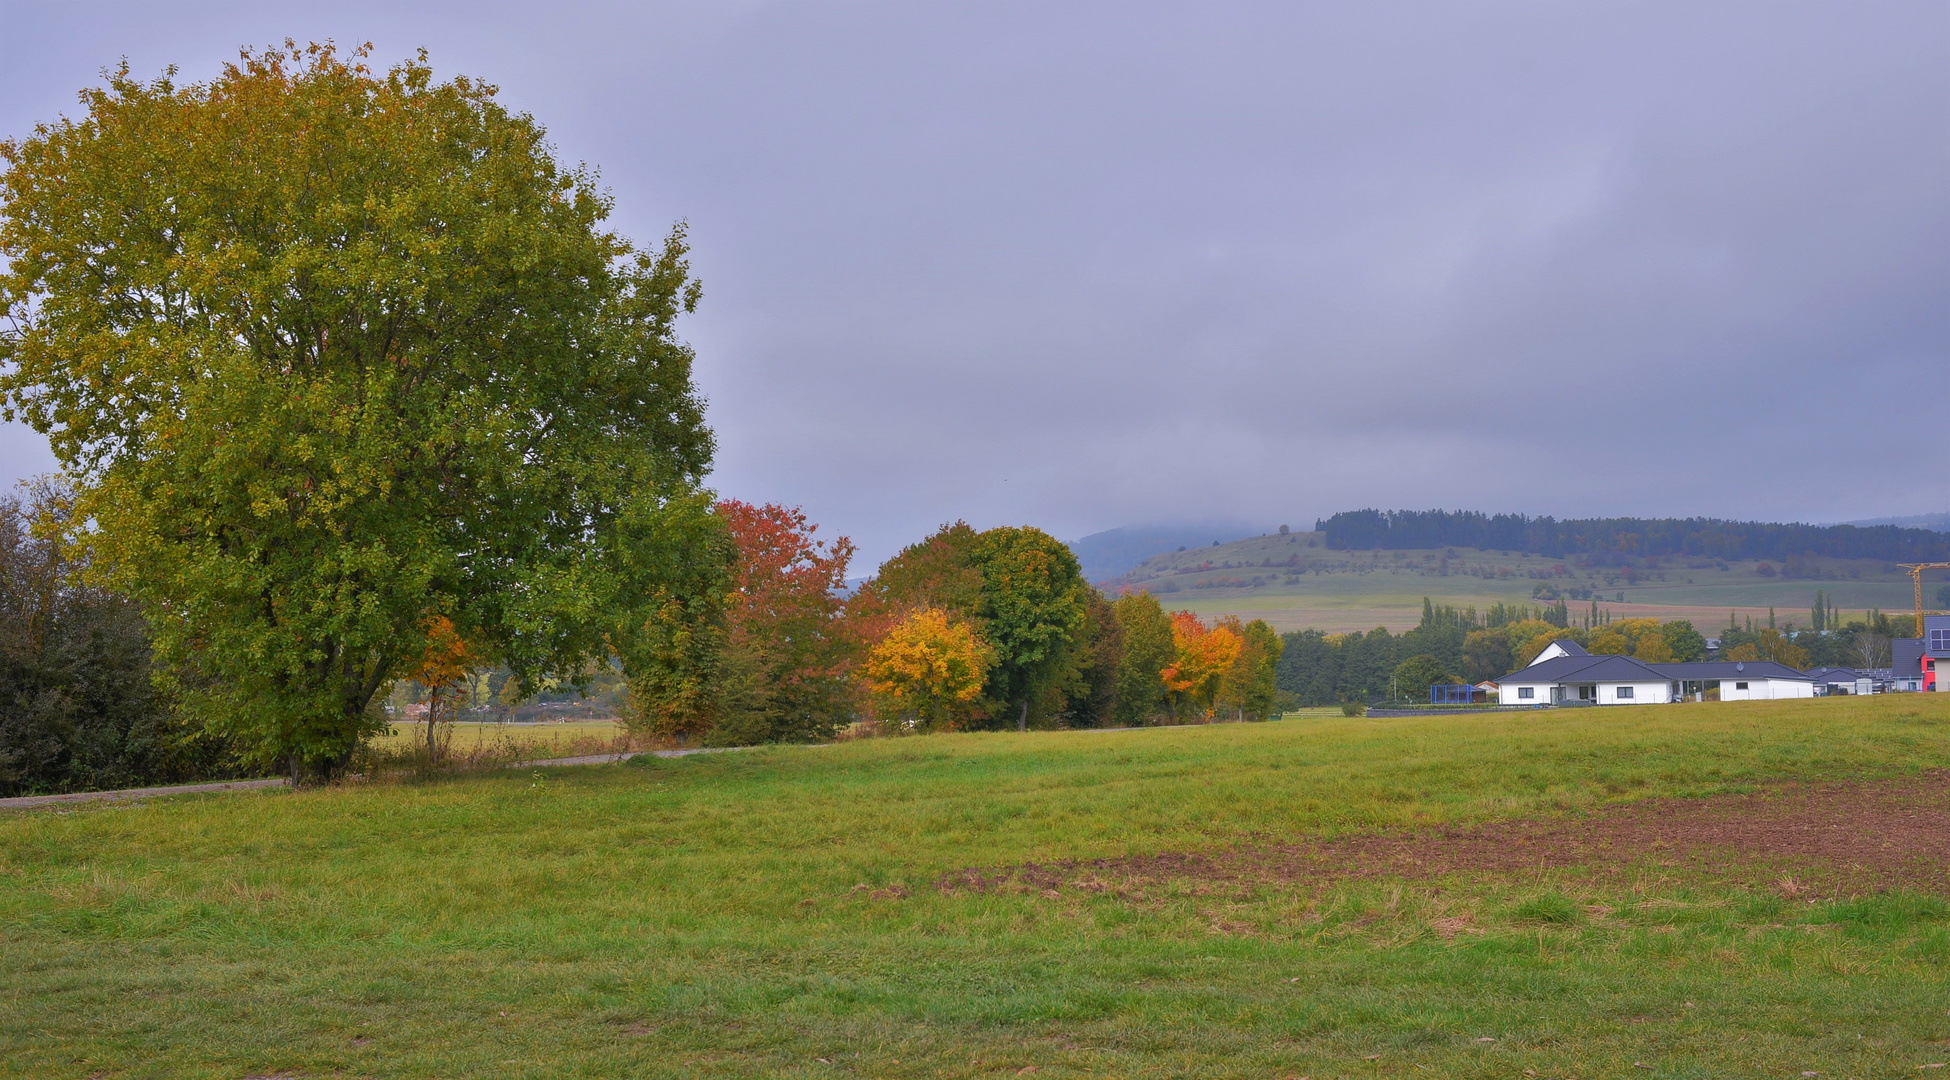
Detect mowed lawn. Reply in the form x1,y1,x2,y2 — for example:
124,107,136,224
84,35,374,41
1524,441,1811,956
6,699,1950,1078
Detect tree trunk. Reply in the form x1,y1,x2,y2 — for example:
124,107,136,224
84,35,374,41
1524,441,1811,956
1017,699,1029,733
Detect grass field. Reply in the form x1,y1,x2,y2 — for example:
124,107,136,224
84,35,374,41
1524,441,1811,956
1115,532,1921,633
371,719,626,755
6,698,1950,1077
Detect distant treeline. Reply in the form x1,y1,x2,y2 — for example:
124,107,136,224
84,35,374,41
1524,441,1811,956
1315,510,1950,563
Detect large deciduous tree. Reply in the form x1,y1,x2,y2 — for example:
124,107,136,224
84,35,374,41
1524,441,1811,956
968,526,1088,732
1109,591,1174,725
0,45,727,780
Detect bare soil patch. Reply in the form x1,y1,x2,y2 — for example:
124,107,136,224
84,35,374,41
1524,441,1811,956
945,772,1950,900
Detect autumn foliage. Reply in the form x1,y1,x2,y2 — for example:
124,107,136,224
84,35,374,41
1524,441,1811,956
861,608,995,732
1160,612,1243,720
700,500,858,745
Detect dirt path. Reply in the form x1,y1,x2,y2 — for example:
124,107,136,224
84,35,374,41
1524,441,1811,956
0,747,751,811
0,778,290,811
947,772,1950,899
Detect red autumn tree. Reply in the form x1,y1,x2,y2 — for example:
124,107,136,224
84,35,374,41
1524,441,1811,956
709,500,858,744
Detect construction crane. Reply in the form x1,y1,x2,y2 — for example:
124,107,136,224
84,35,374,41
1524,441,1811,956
1898,562,1950,638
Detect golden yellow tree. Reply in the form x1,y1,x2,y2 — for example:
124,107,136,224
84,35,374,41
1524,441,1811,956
1633,632,1674,663
862,608,996,732
1588,631,1630,655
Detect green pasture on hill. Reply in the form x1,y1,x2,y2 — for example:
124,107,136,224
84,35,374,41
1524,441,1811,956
1121,533,1918,633
5,698,1950,1078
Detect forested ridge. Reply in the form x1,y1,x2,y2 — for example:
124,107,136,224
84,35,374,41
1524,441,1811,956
1317,510,1950,563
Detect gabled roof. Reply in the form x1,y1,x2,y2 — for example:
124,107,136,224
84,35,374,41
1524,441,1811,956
1497,653,1668,686
1650,661,1811,682
1893,638,1924,678
1534,639,1589,659
1804,667,1860,683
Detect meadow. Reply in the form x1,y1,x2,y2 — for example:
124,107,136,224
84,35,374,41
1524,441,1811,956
370,719,627,755
4,697,1950,1078
1121,532,1918,633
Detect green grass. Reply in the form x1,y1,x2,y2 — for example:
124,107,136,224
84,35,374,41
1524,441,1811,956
6,697,1950,1077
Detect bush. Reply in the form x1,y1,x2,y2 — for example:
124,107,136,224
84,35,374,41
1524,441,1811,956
1340,702,1365,717
0,486,242,796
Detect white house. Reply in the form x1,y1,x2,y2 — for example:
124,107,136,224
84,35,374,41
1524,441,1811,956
1496,655,1814,705
1497,653,1673,706
1655,661,1814,701
1529,639,1591,665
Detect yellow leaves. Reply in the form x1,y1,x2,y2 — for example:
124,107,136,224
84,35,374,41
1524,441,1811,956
408,613,472,692
862,608,995,729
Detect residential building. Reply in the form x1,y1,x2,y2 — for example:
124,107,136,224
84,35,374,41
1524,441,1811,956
1805,667,1873,696
1494,654,1814,704
1496,653,1672,706
1927,615,1950,692
1530,639,1590,665
1892,637,1926,692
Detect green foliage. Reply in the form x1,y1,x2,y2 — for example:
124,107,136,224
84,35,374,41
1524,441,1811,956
0,484,240,795
1391,654,1453,699
1058,590,1123,728
1461,628,1514,681
1661,620,1708,662
1110,592,1174,725
1216,617,1283,720
0,46,723,778
968,526,1089,730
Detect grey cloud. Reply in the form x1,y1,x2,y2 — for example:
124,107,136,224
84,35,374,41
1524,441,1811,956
2,1,1945,563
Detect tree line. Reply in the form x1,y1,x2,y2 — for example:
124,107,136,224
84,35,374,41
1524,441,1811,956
1276,594,1917,706
679,512,1284,743
1317,509,1950,563
1276,598,1713,705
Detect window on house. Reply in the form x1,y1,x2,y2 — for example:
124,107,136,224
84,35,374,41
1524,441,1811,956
1518,687,1534,699
1616,686,1634,699
1931,629,1950,652
1735,681,1749,690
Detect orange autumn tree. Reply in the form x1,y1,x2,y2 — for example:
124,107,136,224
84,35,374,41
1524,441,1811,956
1159,612,1242,722
862,608,996,732
406,614,473,761
708,500,857,745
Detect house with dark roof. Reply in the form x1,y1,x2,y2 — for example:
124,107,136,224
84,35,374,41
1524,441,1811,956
1892,637,1926,692
1495,653,1814,705
1530,639,1589,664
1654,661,1813,701
1804,666,1872,695
1496,653,1671,706
1925,615,1950,693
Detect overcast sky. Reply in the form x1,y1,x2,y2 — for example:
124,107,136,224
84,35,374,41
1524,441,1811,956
4,2,1947,565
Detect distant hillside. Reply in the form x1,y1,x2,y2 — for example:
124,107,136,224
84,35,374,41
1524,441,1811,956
1317,509,1950,563
1069,523,1268,583
1846,513,1950,532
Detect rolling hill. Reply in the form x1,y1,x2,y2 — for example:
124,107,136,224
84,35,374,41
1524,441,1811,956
1101,531,1922,634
